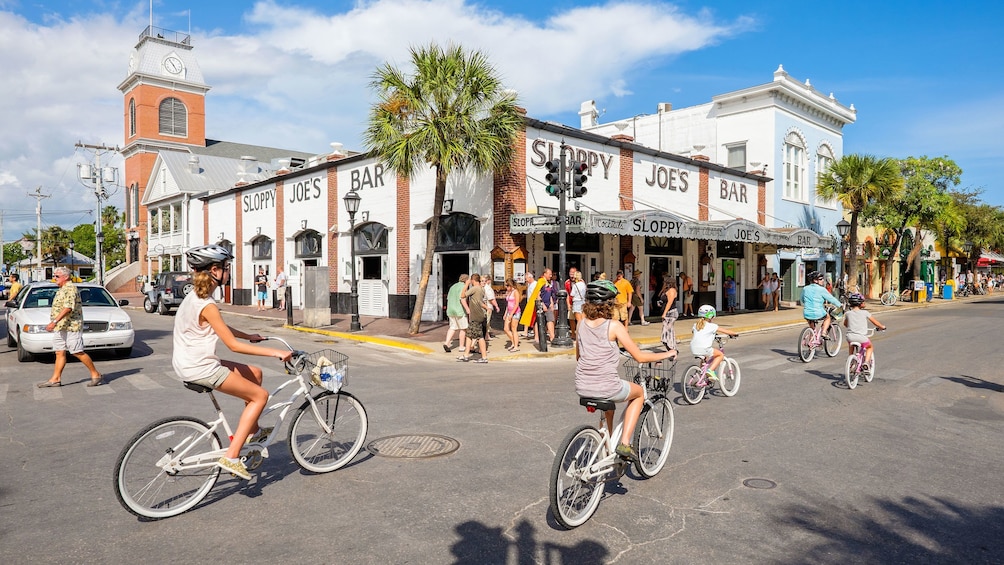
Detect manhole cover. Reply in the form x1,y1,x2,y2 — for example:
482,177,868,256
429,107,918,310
366,434,460,458
742,478,777,489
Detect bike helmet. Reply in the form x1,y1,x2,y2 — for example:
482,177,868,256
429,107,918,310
585,279,618,303
847,292,865,307
807,271,822,282
186,244,234,271
698,304,716,319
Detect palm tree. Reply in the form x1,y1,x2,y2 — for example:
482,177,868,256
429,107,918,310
817,154,904,290
363,43,523,334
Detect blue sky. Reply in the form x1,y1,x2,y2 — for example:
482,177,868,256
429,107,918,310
1,0,1001,240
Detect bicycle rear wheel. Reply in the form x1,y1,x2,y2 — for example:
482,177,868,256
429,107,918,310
681,365,706,405
550,425,606,529
798,327,816,363
719,358,741,397
845,354,860,389
633,396,674,478
114,417,221,519
824,325,842,357
880,291,897,306
289,391,368,473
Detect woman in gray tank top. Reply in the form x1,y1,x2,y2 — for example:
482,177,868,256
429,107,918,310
575,280,676,461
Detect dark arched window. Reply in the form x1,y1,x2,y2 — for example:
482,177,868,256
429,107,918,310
295,230,323,258
434,213,480,252
129,98,136,137
354,223,388,254
159,97,187,136
251,235,272,260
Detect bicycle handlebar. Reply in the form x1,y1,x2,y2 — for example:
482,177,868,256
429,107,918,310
247,336,308,373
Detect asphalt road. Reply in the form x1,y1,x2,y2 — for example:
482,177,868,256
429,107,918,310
1,299,1003,564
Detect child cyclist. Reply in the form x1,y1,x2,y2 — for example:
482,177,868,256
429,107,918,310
575,280,677,461
843,292,886,369
690,305,739,382
173,245,293,480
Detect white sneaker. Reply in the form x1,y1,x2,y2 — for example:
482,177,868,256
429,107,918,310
640,321,651,326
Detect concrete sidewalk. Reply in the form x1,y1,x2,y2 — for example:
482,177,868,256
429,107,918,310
115,291,982,360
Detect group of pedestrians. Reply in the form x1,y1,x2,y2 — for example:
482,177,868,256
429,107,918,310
442,273,500,363
254,267,288,311
759,272,781,311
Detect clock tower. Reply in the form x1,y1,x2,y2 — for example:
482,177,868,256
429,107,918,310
118,26,210,271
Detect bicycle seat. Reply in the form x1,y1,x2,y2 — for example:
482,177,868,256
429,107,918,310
579,397,616,411
183,381,214,394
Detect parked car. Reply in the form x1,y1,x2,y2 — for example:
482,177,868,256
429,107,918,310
4,282,135,362
144,271,194,315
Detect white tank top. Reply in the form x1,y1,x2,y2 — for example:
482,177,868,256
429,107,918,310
172,293,222,382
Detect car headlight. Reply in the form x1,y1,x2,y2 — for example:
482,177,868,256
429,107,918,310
108,321,133,331
22,324,49,334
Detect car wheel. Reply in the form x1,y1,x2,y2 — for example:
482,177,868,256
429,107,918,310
157,300,170,315
182,283,194,297
7,330,15,348
143,296,156,313
116,346,133,359
16,331,34,362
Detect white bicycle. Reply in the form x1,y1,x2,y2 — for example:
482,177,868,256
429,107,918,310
549,355,675,529
113,337,368,519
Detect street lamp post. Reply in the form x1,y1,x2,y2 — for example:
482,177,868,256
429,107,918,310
963,240,973,274
68,240,75,280
343,189,362,332
836,219,851,290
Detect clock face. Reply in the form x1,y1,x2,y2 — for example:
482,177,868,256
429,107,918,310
164,56,184,75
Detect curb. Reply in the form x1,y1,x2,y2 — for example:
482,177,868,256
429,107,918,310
283,324,437,354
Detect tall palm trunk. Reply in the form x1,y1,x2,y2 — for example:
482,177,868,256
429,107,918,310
408,167,447,334
846,212,861,289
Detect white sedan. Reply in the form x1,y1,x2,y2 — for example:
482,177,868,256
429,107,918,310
4,282,135,362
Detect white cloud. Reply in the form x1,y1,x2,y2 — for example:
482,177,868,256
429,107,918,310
0,0,742,237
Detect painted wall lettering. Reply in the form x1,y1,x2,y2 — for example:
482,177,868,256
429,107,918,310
350,164,385,191
529,138,614,180
644,164,690,192
288,177,322,204
243,188,276,212
719,179,748,203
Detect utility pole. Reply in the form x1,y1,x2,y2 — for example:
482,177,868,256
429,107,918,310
76,142,119,286
28,187,50,277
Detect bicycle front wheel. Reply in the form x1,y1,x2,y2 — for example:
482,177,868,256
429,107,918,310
549,425,606,529
824,325,842,357
681,365,706,405
289,391,368,473
864,354,875,383
845,354,860,389
633,396,674,478
719,358,741,397
880,291,897,306
798,327,816,363
114,417,221,520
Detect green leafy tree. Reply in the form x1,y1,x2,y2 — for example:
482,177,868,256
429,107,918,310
862,156,961,289
952,190,1004,266
100,205,127,268
3,241,30,270
40,226,71,269
363,43,523,334
817,154,904,289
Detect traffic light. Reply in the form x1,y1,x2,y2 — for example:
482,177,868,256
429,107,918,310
544,159,561,198
570,161,588,198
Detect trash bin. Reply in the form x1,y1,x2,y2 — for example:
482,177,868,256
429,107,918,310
925,282,934,302
943,282,954,300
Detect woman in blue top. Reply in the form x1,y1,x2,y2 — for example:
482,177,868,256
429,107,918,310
799,271,843,340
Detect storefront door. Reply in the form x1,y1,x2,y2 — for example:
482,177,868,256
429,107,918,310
648,256,682,316
358,255,388,316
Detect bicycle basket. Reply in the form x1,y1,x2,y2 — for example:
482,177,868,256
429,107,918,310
622,357,675,389
303,349,349,392
828,305,845,321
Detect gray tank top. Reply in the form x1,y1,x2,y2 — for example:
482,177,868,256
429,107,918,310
574,319,623,398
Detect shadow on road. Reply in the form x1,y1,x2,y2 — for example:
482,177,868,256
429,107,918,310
944,374,1004,393
451,519,608,564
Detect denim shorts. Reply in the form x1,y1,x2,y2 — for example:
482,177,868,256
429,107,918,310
604,380,631,402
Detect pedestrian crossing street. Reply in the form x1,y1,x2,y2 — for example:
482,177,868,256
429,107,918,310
0,346,423,403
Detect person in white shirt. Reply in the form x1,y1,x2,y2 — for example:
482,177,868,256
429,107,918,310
689,305,738,382
274,266,288,310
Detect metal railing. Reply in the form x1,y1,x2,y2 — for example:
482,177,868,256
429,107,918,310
140,25,191,46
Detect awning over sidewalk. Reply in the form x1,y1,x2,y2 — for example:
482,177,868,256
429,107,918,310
976,249,1004,267
509,210,833,249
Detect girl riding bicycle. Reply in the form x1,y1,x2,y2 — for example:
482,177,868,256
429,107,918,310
575,280,676,461
173,245,293,480
843,292,885,370
690,305,738,382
